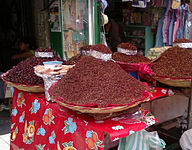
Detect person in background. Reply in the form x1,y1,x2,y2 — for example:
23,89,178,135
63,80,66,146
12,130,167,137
11,37,35,64
0,37,35,111
105,18,125,53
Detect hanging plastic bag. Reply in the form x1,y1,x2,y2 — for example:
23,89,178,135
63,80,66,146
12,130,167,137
118,130,166,150
180,129,192,150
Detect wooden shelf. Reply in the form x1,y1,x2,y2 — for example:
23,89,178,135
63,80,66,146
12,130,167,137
120,24,154,56
125,35,145,39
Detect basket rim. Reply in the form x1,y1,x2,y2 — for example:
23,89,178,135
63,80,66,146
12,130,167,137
48,80,150,108
1,72,44,88
153,74,191,81
51,96,150,113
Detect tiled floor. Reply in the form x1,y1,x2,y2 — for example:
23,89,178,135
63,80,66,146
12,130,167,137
0,110,11,150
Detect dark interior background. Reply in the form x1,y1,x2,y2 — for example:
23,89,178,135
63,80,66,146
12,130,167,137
0,0,34,72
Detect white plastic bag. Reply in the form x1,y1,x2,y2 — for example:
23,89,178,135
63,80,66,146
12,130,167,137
118,130,166,150
180,129,192,150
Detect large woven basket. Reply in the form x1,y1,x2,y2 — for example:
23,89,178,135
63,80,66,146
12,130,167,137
51,97,150,114
153,76,191,87
1,73,44,93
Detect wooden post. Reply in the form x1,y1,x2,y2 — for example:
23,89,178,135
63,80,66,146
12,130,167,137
187,78,192,129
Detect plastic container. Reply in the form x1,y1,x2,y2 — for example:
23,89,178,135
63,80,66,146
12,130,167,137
43,61,63,69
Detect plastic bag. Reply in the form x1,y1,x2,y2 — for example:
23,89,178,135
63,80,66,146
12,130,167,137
115,61,154,76
180,129,192,150
118,130,166,150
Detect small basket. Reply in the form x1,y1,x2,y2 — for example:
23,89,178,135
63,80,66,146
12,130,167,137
1,73,44,93
51,97,150,114
153,75,191,87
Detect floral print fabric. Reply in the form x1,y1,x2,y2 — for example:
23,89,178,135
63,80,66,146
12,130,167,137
10,88,159,150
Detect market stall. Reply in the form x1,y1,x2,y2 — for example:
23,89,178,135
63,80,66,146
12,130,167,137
3,0,192,149
1,45,174,150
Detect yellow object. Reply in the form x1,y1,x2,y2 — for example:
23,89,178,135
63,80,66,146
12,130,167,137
57,142,62,150
147,46,171,60
28,125,35,138
172,0,180,9
153,76,191,88
190,0,192,12
24,121,28,133
63,147,77,150
101,13,108,25
11,132,17,141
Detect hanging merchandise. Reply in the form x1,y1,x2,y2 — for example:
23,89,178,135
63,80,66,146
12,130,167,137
190,0,192,12
186,8,192,40
172,9,180,42
62,0,71,29
132,0,150,8
172,0,181,9
99,0,108,13
99,0,108,46
123,0,150,8
161,1,192,46
162,0,172,45
142,11,151,26
153,0,164,7
62,0,89,59
49,0,61,32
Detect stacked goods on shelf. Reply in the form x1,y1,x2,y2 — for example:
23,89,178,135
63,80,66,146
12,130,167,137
147,46,171,60
1,48,65,92
152,47,192,87
49,55,150,114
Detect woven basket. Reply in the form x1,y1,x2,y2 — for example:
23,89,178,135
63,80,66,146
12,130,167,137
1,73,44,93
153,76,191,87
51,97,150,114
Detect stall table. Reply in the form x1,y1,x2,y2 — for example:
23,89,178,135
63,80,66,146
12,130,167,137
10,88,165,150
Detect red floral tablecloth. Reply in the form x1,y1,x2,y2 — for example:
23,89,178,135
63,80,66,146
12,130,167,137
10,88,160,150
